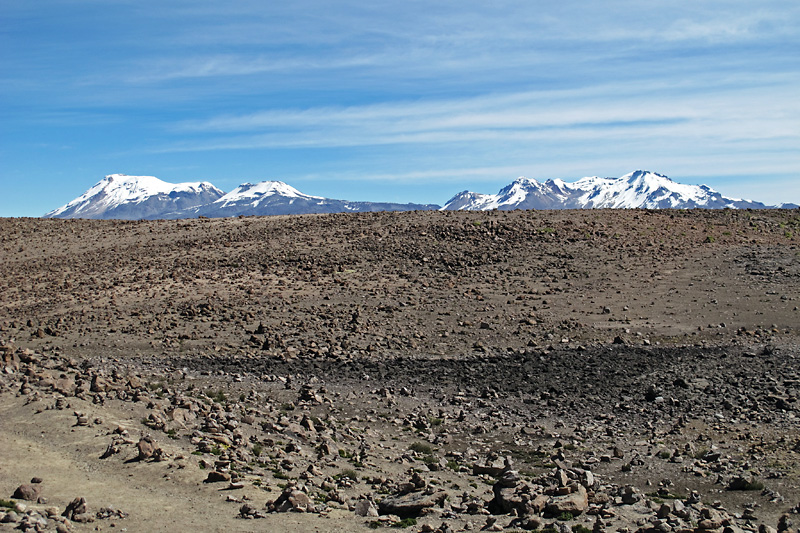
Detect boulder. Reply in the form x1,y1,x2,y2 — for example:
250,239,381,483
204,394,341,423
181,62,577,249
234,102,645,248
204,471,231,483
378,490,447,517
62,497,88,520
12,484,41,502
269,486,317,513
354,499,379,517
546,485,588,517
137,437,156,460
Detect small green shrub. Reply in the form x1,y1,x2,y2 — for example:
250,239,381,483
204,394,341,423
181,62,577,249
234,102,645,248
0,499,15,509
392,518,417,528
557,511,574,521
409,442,433,455
336,469,359,481
206,389,226,403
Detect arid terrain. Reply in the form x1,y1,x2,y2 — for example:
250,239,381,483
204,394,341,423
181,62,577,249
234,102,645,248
1,209,799,533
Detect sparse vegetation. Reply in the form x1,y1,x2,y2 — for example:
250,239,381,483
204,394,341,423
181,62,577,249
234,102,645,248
207,389,227,404
335,469,359,481
409,442,434,455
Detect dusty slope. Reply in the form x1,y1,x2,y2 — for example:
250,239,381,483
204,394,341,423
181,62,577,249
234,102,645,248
1,209,799,532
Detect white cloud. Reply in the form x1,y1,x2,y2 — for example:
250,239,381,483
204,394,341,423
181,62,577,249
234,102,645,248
163,75,800,150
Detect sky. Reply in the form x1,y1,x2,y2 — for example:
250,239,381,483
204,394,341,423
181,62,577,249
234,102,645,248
1,1,799,216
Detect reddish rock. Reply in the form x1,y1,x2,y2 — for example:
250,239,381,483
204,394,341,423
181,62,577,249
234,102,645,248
12,484,41,502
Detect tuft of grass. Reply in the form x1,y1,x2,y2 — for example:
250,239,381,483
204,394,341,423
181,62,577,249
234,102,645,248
335,469,359,481
252,443,263,457
392,518,417,528
0,499,15,509
409,442,434,455
557,511,574,521
206,389,227,404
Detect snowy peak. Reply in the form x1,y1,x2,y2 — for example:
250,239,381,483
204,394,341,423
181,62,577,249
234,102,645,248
44,174,439,219
44,174,225,219
44,170,794,220
442,170,776,211
216,181,322,208
576,170,715,208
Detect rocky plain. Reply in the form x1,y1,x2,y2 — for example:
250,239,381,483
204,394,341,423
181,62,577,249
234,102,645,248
1,208,799,533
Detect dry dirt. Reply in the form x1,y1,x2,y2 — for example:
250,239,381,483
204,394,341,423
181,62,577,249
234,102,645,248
1,209,799,533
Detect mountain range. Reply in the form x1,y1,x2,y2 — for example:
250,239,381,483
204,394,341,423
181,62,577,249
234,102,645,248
43,171,796,219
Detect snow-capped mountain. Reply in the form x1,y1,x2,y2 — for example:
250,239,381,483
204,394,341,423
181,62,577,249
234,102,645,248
43,174,224,219
443,170,792,211
43,171,795,220
44,175,439,219
172,180,439,218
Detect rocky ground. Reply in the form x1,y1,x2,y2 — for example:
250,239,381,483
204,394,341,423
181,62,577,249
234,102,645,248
0,208,799,533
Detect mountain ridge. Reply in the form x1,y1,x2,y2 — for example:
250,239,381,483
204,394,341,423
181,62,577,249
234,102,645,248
43,171,797,219
442,170,791,211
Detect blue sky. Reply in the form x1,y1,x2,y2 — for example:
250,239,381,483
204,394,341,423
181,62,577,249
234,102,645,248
1,0,799,216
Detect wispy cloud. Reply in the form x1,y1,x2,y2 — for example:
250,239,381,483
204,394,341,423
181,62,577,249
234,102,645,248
161,75,799,151
125,54,383,83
